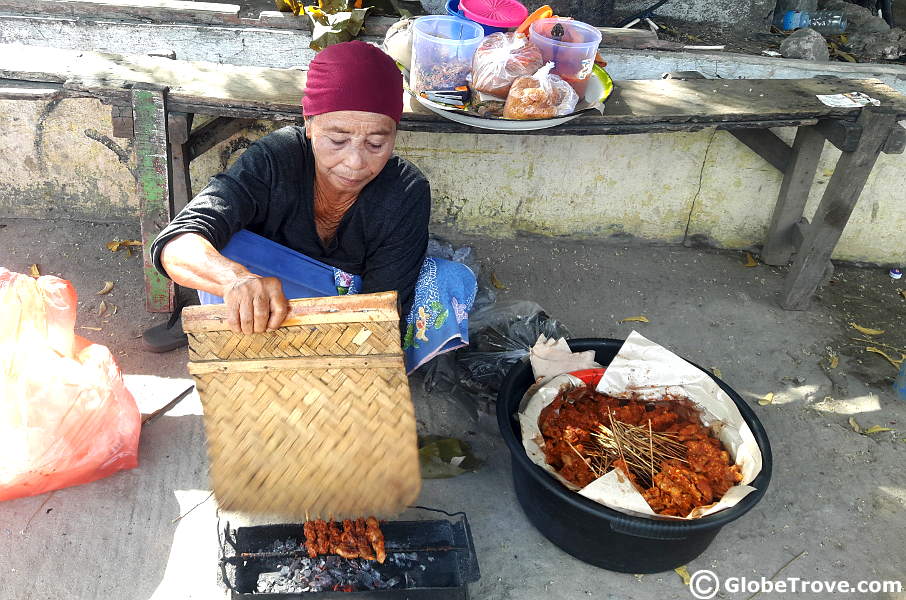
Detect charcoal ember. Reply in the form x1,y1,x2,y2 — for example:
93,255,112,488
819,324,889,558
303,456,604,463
252,541,415,593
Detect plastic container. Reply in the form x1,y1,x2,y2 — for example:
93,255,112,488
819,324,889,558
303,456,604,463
779,10,847,34
196,229,338,305
411,15,485,93
529,18,602,97
890,268,903,280
496,338,773,573
445,0,506,35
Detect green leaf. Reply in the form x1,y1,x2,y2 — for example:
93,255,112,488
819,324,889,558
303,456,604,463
434,309,449,329
418,436,482,478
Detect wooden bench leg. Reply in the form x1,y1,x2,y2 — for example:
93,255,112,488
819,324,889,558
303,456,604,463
760,125,825,266
131,82,174,313
168,111,194,215
780,109,898,310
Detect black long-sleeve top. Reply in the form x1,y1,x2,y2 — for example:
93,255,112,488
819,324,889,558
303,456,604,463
150,126,430,315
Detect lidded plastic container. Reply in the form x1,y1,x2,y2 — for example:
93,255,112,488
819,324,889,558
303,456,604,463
529,17,602,97
411,15,485,93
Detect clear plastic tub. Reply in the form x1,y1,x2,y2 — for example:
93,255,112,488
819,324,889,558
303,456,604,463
529,18,602,97
411,15,485,94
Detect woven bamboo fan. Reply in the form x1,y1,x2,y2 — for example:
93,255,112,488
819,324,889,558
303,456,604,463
182,291,420,519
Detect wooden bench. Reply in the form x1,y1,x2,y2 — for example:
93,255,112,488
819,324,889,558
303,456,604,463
2,43,905,312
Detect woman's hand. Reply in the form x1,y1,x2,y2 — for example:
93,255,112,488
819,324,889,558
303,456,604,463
223,274,290,334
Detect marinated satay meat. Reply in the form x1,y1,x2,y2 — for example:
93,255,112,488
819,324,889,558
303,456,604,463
685,440,742,497
300,518,385,561
365,517,386,564
303,521,319,558
334,520,360,559
538,384,743,516
353,518,376,560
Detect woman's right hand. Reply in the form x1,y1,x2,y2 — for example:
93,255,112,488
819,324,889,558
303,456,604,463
222,274,290,334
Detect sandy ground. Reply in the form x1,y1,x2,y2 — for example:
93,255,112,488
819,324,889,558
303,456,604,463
0,217,904,599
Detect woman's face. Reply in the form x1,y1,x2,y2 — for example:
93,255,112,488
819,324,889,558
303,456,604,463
305,111,397,195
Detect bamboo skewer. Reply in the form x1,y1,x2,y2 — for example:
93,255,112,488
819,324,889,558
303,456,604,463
591,412,690,487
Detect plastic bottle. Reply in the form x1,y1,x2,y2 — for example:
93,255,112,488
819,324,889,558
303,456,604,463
779,10,847,34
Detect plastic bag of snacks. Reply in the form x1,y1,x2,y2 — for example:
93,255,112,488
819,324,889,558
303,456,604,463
503,62,579,119
471,32,544,98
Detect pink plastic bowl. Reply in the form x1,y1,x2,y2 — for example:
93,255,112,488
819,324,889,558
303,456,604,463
458,0,528,28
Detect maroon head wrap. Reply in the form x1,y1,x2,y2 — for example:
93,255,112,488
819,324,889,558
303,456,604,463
302,41,404,124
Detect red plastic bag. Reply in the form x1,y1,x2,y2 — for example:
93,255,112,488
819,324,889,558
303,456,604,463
0,267,140,501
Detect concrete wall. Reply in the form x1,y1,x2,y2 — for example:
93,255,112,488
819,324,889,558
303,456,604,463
3,96,904,265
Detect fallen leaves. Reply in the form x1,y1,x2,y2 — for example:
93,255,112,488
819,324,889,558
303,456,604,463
828,355,839,369
863,425,894,434
98,300,108,317
106,239,142,257
619,316,650,324
710,367,722,378
489,272,508,290
80,326,102,331
865,347,905,369
849,417,895,436
28,264,40,277
758,392,775,406
96,281,114,295
97,300,118,319
674,565,691,585
900,290,906,301
849,322,884,336
743,252,758,267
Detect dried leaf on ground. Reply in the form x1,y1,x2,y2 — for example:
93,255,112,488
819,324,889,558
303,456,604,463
711,367,722,378
96,281,114,295
863,425,894,434
28,264,40,277
849,418,894,436
80,326,102,331
98,300,109,317
619,316,650,324
110,303,119,316
865,347,904,369
674,565,691,585
106,239,142,253
828,354,839,369
489,272,508,290
758,392,775,406
900,290,906,300
849,322,885,336
743,252,758,267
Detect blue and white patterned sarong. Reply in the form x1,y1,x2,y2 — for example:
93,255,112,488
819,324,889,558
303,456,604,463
198,230,477,373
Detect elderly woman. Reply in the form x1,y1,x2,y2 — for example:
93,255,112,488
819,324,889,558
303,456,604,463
147,41,476,372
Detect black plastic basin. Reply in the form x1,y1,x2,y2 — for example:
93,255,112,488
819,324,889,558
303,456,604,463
496,338,772,573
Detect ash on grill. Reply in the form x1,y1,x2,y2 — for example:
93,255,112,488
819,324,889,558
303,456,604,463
255,538,427,594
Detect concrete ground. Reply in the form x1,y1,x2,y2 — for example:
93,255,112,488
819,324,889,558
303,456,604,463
1,217,904,600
